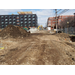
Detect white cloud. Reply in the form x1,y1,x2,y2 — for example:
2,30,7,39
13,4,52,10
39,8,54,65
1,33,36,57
0,9,22,15
32,9,55,27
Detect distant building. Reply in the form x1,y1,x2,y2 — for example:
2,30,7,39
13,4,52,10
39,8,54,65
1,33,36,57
47,15,74,30
0,11,37,28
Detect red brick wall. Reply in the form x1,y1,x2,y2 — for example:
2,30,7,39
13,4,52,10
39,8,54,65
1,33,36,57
47,15,74,29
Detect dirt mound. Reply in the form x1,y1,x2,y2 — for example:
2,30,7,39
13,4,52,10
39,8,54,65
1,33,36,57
55,33,69,38
0,25,30,39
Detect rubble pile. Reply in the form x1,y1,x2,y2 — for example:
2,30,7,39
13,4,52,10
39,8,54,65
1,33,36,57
0,25,30,39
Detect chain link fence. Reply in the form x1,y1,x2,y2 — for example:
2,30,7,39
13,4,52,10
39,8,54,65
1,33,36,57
62,27,75,35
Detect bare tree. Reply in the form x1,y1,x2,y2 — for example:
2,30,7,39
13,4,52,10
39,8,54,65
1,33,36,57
59,16,74,28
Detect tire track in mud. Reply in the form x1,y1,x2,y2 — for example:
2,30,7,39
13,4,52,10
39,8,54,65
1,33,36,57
17,39,62,65
46,40,62,65
16,40,48,65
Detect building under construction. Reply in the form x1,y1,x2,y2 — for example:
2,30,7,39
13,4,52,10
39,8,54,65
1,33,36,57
0,11,37,28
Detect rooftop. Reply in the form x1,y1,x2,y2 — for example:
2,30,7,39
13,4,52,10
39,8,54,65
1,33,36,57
17,11,32,15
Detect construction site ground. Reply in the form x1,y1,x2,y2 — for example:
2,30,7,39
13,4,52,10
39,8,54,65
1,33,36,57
0,30,75,65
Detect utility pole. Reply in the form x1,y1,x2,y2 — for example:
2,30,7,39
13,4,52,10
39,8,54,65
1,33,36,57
74,13,75,33
55,9,58,33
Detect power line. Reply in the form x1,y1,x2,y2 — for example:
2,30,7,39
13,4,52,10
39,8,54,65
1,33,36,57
57,9,62,12
55,9,69,16
54,9,62,16
54,9,69,33
58,9,69,16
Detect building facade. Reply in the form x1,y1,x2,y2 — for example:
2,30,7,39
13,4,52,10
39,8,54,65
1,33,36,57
47,15,74,30
0,12,37,28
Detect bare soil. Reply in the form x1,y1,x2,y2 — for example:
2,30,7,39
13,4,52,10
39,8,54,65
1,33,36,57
0,31,75,65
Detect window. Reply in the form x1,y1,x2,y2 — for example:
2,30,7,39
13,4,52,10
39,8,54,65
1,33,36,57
21,21,23,23
25,18,27,20
29,25,30,26
49,24,51,25
1,16,4,18
59,20,61,22
13,22,16,24
17,16,19,17
13,16,16,18
33,24,35,26
25,25,27,26
13,19,16,21
21,25,23,26
21,18,23,20
9,19,12,21
52,21,56,22
24,15,27,17
1,19,4,21
5,22,8,24
25,21,27,23
28,15,31,17
59,17,61,19
5,16,8,18
1,22,4,24
5,19,8,21
32,15,35,17
33,18,35,20
9,22,12,24
2,25,4,27
17,20,19,21
17,22,19,25
33,21,35,23
17,22,19,24
5,25,7,27
20,15,23,18
17,19,19,20
49,21,51,23
21,18,23,21
29,21,31,23
9,16,12,18
13,19,16,20
28,18,31,20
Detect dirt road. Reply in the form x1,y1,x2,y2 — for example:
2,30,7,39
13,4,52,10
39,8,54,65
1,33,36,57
0,33,75,65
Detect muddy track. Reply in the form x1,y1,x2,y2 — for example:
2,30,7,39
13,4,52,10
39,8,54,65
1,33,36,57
0,33,75,65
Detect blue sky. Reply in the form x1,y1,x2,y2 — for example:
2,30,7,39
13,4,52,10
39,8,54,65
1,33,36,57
0,9,75,27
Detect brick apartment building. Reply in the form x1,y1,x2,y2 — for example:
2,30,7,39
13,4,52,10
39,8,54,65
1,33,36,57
47,15,74,30
0,11,37,29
